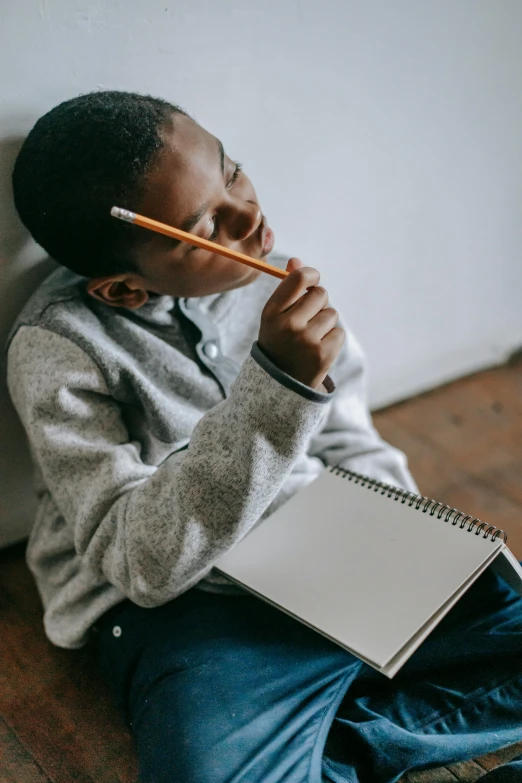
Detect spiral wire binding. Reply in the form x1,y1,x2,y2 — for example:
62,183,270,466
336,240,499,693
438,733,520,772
330,466,508,543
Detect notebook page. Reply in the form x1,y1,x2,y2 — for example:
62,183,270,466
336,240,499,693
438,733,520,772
382,545,501,677
216,469,502,668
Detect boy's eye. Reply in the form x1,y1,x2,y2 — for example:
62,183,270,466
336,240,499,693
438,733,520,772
206,163,243,241
227,161,243,189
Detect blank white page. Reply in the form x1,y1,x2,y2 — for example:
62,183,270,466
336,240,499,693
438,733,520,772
216,469,501,668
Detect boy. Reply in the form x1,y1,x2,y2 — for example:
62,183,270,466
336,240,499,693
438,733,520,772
7,91,522,782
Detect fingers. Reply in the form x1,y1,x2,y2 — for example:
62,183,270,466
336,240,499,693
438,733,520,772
284,286,330,328
306,306,340,340
266,262,320,313
259,255,345,390
285,256,304,274
317,325,346,361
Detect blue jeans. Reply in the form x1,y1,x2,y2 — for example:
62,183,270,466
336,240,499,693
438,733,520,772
95,565,522,782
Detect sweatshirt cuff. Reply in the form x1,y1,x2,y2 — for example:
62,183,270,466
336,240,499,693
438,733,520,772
250,341,336,404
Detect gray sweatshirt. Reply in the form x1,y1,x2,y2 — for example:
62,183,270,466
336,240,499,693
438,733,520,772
6,253,416,648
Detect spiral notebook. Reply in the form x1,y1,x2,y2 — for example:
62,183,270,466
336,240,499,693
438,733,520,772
215,467,522,678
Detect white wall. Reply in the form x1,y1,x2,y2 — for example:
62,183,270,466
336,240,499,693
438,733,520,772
1,0,522,545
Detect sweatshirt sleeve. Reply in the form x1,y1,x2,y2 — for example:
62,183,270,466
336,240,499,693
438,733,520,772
307,327,418,492
7,325,329,606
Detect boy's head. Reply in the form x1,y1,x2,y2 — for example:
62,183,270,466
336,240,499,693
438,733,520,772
12,90,273,307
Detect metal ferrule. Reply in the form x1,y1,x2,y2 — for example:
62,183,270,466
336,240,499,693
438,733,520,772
110,206,136,223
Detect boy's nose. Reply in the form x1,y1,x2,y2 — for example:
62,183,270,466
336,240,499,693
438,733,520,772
232,201,262,243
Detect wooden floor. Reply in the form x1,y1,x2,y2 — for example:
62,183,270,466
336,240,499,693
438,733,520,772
373,360,522,561
1,362,522,783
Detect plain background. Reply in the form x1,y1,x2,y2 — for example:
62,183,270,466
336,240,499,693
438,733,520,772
1,0,522,545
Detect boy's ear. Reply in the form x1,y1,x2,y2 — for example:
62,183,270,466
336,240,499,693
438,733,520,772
86,275,150,309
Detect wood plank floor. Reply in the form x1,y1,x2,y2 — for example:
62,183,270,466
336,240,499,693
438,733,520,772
373,360,522,560
1,362,521,783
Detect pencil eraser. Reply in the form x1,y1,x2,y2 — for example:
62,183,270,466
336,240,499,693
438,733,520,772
111,206,135,222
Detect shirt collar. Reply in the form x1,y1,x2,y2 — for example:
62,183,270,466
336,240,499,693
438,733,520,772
124,289,236,327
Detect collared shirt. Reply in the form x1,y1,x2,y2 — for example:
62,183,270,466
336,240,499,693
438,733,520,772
6,253,416,648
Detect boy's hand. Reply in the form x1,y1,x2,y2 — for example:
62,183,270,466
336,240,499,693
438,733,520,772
258,257,345,390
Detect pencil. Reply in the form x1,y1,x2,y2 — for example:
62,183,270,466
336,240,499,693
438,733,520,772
110,207,288,280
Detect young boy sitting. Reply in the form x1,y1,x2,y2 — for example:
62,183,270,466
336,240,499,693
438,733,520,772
7,91,522,783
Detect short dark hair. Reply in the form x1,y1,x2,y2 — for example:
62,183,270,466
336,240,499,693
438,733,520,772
12,90,188,277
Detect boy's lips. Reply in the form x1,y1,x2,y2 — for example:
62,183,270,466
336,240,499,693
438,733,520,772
262,227,275,256
259,216,275,257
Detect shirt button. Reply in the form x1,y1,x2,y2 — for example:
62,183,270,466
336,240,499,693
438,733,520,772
203,341,219,360
112,625,122,638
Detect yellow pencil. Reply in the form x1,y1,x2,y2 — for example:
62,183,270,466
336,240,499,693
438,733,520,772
110,207,288,280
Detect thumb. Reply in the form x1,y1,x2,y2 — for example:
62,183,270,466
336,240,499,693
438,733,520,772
286,256,304,273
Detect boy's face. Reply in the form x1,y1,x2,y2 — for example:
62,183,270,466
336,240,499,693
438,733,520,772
88,114,275,307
